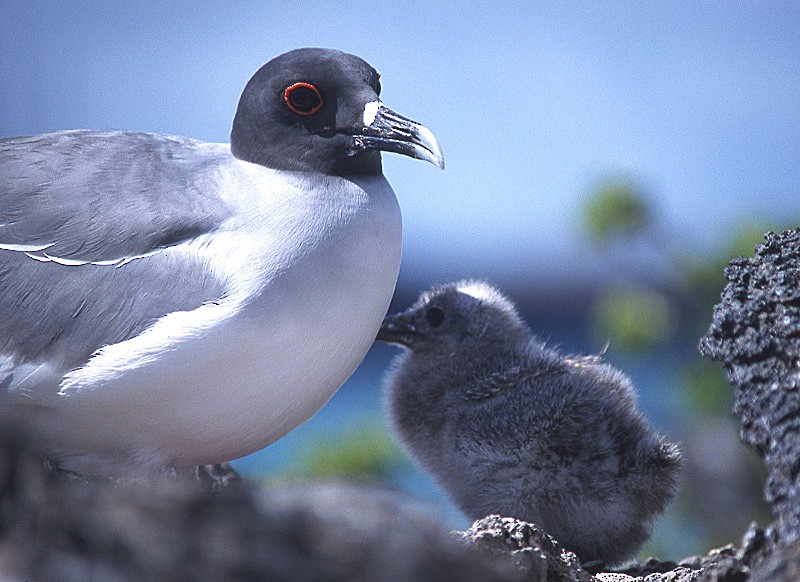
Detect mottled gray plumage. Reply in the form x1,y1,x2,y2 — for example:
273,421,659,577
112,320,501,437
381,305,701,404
378,281,682,564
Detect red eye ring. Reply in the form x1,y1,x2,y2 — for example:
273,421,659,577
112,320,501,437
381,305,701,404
283,82,324,116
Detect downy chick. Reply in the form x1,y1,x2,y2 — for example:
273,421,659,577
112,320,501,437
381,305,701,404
378,280,681,564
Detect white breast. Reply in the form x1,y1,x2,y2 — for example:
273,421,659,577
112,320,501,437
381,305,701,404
35,155,402,475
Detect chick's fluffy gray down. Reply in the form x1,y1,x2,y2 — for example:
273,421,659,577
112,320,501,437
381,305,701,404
379,281,681,564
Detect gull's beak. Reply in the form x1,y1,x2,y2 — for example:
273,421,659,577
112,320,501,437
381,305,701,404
355,102,445,170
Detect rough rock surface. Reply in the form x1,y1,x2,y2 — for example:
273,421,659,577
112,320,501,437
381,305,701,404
462,515,593,581
0,432,522,581
3,229,800,581
700,228,800,550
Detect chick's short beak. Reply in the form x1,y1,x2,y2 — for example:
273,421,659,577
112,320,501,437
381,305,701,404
376,311,419,347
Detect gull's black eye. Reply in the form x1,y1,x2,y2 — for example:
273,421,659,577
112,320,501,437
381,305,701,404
425,307,446,328
284,82,324,116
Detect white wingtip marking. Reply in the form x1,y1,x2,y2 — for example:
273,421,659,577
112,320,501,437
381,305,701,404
24,252,52,262
14,247,166,268
0,242,55,252
43,253,89,266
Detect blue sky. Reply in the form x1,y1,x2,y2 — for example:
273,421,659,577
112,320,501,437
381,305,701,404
2,1,799,290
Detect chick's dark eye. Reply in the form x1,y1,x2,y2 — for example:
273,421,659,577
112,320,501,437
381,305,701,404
425,307,446,328
284,82,324,116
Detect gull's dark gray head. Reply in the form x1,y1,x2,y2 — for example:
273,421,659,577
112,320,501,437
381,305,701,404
378,280,529,352
230,48,444,176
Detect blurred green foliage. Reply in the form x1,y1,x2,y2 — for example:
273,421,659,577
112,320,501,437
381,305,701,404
583,179,792,355
282,421,408,482
582,180,651,240
681,358,733,418
591,284,676,350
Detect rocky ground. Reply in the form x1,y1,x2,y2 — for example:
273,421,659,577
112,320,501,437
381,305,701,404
2,229,800,581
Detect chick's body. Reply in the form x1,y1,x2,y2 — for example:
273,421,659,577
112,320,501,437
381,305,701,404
378,281,681,564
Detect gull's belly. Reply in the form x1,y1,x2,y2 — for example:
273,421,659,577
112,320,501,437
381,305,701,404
34,172,402,474
61,254,397,468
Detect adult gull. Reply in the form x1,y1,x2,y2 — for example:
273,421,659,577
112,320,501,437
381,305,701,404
0,48,443,476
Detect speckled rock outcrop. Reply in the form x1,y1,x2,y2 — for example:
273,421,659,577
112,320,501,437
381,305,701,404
700,229,800,551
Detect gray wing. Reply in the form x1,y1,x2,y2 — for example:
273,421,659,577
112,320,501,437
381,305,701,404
0,130,232,372
1,131,230,261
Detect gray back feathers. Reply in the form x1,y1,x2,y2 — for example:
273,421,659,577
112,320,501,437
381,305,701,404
1,131,230,262
0,131,231,371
